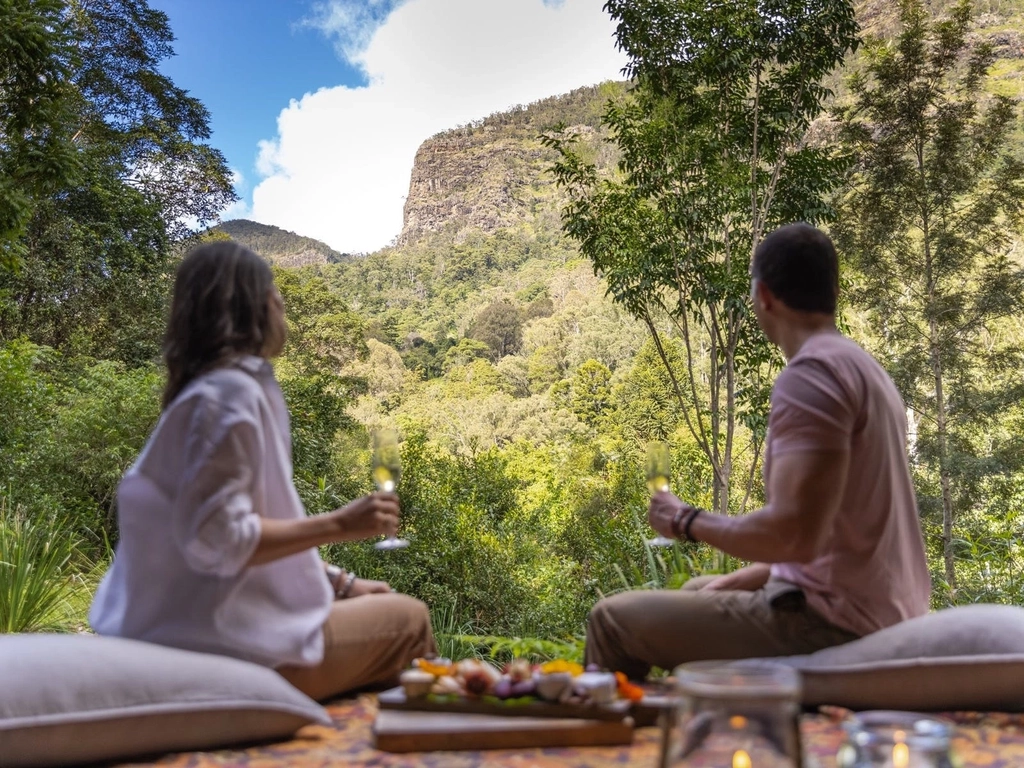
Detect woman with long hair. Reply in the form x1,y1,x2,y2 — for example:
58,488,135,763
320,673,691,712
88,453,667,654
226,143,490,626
90,241,435,701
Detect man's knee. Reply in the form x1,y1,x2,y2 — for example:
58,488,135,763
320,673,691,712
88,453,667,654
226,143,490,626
587,592,637,642
588,594,614,628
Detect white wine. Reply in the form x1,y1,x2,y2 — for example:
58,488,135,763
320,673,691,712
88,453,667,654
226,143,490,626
371,428,409,551
373,465,396,492
647,474,669,494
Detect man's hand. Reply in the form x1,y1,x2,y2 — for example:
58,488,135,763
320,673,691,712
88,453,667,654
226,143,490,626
346,578,392,598
326,492,400,542
648,491,697,539
700,563,771,592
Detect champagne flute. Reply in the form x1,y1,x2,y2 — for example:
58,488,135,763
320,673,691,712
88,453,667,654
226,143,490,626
372,429,409,551
645,441,676,548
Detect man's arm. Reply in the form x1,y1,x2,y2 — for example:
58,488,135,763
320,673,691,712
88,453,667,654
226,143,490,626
652,356,855,564
649,446,849,564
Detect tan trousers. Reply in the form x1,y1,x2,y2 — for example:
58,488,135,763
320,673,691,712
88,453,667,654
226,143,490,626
585,576,859,680
278,593,437,702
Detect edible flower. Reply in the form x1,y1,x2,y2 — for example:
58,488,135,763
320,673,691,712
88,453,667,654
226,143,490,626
414,658,454,677
539,659,584,676
615,671,645,702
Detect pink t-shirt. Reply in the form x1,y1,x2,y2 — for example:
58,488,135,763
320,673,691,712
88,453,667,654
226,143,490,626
768,332,931,637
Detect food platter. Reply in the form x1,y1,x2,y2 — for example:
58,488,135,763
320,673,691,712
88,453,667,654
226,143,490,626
379,657,675,727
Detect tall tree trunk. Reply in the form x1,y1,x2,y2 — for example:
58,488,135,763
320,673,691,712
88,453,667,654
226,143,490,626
922,204,956,597
709,309,723,515
930,323,956,596
918,134,957,598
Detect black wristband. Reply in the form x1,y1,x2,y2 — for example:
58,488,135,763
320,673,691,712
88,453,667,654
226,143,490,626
671,507,701,542
683,508,701,542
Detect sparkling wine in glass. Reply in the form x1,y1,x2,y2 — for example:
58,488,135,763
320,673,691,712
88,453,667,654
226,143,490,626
646,441,676,548
372,429,409,550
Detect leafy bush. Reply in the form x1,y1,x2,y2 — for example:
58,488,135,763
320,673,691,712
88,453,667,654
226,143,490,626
324,432,568,638
0,496,87,633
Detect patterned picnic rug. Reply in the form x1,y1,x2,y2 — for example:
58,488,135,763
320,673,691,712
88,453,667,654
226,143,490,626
114,696,1024,768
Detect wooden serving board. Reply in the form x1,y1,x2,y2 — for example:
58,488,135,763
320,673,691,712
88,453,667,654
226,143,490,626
373,709,634,753
377,686,675,728
377,686,632,721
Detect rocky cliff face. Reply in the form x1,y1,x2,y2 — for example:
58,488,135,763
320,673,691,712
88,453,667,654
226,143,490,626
399,83,622,245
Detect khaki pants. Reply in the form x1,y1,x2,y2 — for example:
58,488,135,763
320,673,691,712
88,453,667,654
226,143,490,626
278,593,436,701
585,576,859,680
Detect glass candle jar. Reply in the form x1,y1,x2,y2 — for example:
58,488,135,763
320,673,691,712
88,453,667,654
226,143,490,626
661,661,803,768
837,711,957,768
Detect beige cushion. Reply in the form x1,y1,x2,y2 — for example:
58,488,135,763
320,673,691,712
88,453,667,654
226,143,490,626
768,605,1024,711
0,634,330,767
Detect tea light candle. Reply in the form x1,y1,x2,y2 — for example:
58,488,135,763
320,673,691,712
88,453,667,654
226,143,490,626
838,712,954,768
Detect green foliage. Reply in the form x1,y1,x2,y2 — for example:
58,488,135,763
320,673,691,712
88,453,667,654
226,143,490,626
429,600,483,662
71,0,236,240
547,0,859,515
0,155,170,364
833,0,1024,600
456,635,585,665
0,495,84,633
324,433,562,637
443,338,492,372
0,341,161,549
216,219,349,266
274,267,367,377
568,359,613,427
0,0,80,270
41,359,161,544
0,0,236,364
468,300,524,361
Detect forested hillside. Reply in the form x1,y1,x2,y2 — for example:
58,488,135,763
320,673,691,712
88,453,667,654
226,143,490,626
1,0,1023,657
215,219,351,267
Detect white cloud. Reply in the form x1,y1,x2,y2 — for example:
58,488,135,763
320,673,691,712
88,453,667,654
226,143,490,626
219,168,251,222
249,0,626,254
299,0,406,61
220,198,252,222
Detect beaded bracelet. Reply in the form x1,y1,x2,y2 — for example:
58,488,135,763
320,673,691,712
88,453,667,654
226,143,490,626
338,571,357,599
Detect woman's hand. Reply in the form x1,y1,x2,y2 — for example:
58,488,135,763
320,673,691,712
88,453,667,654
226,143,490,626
326,492,400,542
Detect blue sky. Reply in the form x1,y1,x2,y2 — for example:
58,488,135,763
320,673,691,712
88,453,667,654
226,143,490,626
149,0,626,253
149,0,366,198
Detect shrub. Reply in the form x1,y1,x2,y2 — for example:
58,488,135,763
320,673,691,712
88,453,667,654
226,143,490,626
0,496,87,633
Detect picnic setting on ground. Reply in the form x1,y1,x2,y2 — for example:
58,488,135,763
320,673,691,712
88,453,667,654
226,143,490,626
4,0,1024,765
6,226,1024,767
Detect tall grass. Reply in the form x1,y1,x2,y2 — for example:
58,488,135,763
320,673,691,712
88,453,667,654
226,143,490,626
429,599,483,661
598,507,727,598
0,496,90,632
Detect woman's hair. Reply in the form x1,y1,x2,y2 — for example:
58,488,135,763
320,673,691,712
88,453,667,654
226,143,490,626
162,241,275,409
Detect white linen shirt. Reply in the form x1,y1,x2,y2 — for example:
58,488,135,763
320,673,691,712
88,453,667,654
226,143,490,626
89,356,333,668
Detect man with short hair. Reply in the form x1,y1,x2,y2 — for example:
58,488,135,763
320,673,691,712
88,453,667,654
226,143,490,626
585,223,931,679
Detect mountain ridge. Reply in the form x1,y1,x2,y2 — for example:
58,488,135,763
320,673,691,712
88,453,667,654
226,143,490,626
214,219,351,267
